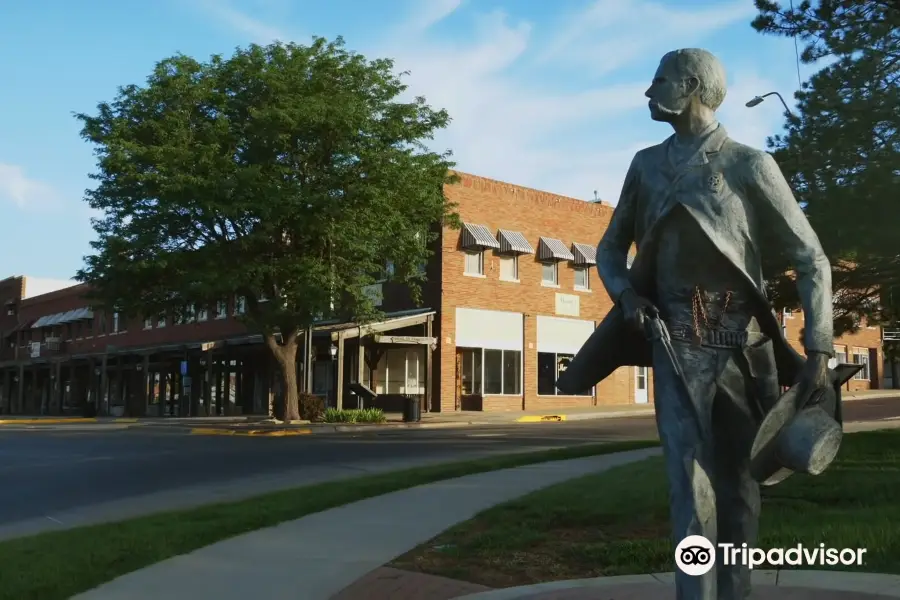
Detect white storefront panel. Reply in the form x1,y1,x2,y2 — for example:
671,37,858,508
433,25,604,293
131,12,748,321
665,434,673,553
455,307,523,350
536,315,595,355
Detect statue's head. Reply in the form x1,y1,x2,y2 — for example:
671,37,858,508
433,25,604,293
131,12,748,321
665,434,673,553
645,48,726,123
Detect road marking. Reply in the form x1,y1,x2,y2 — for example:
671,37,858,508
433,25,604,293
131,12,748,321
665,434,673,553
467,433,509,438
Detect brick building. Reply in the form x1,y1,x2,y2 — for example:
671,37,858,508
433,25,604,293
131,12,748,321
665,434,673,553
0,172,885,416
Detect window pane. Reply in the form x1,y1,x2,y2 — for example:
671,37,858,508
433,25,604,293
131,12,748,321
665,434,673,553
465,251,483,275
502,350,521,395
541,262,556,283
386,350,406,393
460,349,482,395
575,268,589,289
484,349,503,394
499,256,517,280
537,352,557,395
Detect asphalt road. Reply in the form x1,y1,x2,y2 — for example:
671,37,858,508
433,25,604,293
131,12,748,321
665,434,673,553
0,396,896,531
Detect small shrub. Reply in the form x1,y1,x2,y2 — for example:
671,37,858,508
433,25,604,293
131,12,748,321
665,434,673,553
299,393,325,421
323,407,357,423
356,407,386,423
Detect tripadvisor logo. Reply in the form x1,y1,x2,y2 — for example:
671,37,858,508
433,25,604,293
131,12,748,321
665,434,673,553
675,535,867,576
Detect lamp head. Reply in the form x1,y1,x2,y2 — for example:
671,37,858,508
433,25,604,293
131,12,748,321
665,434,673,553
745,96,764,108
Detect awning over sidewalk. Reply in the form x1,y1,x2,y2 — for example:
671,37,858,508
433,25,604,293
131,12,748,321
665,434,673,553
325,308,436,341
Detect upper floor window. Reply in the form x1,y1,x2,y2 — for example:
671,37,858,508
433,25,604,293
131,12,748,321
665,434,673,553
574,267,590,290
851,347,870,380
216,300,228,319
498,255,518,281
541,262,558,285
157,313,167,328
197,305,209,321
385,260,396,278
112,312,120,333
783,309,794,319
143,316,153,330
464,251,484,276
234,295,246,315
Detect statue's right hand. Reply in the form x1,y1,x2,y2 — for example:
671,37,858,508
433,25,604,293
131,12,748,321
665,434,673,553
619,289,658,335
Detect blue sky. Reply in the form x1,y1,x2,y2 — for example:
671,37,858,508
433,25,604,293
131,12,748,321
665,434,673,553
0,0,818,284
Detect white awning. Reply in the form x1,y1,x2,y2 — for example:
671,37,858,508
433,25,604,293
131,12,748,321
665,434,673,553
497,229,534,254
460,223,501,250
571,243,597,266
538,237,574,261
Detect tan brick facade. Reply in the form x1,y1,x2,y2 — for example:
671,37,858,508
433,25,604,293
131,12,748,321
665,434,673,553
779,309,883,392
435,173,650,413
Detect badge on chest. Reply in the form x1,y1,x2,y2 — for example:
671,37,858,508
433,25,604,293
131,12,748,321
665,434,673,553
707,172,724,193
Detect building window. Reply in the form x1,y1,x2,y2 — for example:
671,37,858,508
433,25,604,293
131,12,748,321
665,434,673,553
537,352,592,396
783,309,794,319
574,267,590,290
157,313,167,328
385,260,395,277
234,295,246,315
143,316,153,330
464,251,484,276
459,348,482,395
215,300,228,319
541,262,558,285
374,349,426,395
499,255,518,281
197,305,209,321
852,347,870,380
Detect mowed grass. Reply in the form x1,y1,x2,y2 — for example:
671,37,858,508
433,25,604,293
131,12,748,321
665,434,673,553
391,430,900,588
0,440,656,600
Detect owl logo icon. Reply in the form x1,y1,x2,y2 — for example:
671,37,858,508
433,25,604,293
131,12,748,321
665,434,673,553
707,173,724,193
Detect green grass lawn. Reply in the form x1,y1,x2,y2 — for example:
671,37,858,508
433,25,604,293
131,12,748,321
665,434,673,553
391,430,900,589
0,439,656,600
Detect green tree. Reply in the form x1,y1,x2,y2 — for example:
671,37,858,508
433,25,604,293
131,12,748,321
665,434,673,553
751,1,899,340
76,38,459,420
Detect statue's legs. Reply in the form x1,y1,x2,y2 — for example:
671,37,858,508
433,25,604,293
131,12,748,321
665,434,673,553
653,340,770,600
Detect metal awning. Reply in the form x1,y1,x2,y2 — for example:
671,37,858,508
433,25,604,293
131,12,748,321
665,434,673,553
70,307,94,321
497,229,534,254
460,223,500,250
537,237,574,261
571,243,597,266
31,315,50,329
328,308,436,341
44,313,66,327
56,309,80,324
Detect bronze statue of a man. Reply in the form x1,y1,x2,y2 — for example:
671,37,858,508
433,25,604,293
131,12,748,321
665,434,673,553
556,49,834,599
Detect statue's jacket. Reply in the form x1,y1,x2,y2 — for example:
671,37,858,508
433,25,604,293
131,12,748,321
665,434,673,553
557,125,834,398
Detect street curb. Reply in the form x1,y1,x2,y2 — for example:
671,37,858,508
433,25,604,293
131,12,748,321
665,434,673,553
189,428,313,437
0,418,138,425
516,415,567,423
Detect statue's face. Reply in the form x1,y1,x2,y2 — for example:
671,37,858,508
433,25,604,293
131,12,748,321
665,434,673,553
645,57,692,122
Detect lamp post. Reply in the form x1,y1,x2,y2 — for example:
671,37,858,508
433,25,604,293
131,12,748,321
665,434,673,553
329,343,338,360
745,91,793,116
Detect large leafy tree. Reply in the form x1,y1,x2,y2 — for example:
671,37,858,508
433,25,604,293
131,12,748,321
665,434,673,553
752,1,898,323
76,38,459,420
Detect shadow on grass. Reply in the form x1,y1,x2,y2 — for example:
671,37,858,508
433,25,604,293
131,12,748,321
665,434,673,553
0,440,657,600
391,430,900,589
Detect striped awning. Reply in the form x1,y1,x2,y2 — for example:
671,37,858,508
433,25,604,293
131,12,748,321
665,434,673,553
497,229,534,254
571,243,597,266
460,223,500,250
537,237,574,261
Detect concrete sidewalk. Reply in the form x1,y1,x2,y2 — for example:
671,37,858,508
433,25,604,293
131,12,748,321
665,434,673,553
72,447,660,600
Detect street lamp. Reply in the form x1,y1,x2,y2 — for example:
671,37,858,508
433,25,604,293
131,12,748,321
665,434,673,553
329,344,338,360
745,91,793,115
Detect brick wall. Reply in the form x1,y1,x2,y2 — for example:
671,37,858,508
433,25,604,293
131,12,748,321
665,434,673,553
780,309,884,391
437,173,644,412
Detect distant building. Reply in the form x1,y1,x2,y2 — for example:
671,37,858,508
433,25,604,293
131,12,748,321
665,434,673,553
0,175,885,416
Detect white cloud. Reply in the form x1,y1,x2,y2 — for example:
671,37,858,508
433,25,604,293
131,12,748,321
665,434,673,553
194,0,769,202
540,0,756,77
199,0,288,43
0,163,60,210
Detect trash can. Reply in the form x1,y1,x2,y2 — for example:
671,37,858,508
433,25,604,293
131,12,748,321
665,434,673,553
402,395,421,423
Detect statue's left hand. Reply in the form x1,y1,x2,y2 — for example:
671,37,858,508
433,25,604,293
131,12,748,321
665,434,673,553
795,351,831,408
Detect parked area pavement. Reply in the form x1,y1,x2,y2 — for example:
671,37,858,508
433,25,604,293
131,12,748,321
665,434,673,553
452,571,900,599
73,448,660,600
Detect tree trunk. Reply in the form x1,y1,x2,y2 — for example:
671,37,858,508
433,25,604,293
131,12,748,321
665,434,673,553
264,331,300,423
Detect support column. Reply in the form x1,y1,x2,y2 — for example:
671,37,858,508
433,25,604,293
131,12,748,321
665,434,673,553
86,359,95,414
54,361,64,414
99,354,109,415
205,348,214,417
336,335,345,410
140,354,150,417
16,364,24,414
1,369,9,414
305,326,314,394
357,337,366,409
113,357,123,416
425,314,434,413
